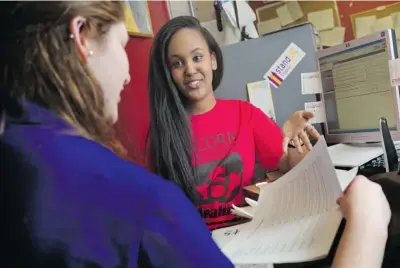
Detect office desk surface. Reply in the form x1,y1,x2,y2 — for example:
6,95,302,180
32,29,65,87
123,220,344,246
242,171,400,267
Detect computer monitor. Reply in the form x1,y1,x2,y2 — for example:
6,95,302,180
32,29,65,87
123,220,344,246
316,29,400,144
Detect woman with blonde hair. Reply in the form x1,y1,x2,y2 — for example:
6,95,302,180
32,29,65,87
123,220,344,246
0,2,390,268
0,2,231,267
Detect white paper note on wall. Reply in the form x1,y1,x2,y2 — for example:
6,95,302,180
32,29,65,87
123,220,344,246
307,9,334,31
319,27,346,47
373,16,394,32
392,12,400,40
301,72,323,94
355,15,376,38
257,18,281,35
286,1,304,21
276,4,294,26
305,101,326,124
247,80,276,121
389,58,400,86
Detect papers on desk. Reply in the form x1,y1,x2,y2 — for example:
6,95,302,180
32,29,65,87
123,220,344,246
328,143,383,167
230,167,358,221
214,137,343,265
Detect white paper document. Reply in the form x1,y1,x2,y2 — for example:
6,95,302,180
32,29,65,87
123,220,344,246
335,167,358,191
389,58,400,86
307,9,335,31
212,225,246,249
220,137,343,264
304,101,326,124
247,80,276,121
230,166,357,222
301,72,323,94
355,15,376,38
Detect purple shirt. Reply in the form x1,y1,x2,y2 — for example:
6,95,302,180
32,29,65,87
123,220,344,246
1,100,233,268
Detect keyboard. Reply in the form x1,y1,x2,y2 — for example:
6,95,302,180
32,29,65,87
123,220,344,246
357,148,400,177
359,155,386,177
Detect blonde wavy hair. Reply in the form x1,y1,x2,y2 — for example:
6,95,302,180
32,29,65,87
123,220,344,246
0,1,126,156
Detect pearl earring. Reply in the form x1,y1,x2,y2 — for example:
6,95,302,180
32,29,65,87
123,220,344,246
69,33,74,39
88,50,94,56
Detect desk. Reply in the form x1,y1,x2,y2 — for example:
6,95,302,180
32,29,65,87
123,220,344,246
242,171,400,268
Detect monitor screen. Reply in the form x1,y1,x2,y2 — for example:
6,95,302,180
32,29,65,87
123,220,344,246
317,30,400,143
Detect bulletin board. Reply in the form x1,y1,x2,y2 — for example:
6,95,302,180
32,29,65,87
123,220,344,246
350,2,400,39
256,1,341,28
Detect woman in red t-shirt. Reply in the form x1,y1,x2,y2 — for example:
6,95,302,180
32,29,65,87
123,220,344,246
145,16,319,229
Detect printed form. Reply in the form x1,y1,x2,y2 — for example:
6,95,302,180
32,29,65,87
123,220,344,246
221,137,343,265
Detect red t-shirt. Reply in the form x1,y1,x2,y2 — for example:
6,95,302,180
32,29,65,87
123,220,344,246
191,99,284,229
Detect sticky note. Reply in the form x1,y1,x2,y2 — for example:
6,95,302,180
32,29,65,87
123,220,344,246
301,72,323,94
305,101,326,124
389,58,400,86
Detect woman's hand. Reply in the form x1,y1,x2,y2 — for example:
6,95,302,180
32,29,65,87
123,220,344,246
282,110,320,154
337,175,391,229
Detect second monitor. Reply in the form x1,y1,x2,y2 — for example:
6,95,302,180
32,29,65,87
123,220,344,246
317,29,400,144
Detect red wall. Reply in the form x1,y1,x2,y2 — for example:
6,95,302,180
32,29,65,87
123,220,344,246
117,1,170,164
249,1,399,42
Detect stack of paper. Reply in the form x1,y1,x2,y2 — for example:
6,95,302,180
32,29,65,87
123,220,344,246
213,137,344,265
230,167,358,220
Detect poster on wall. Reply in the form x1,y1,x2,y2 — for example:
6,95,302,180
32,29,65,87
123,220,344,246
247,80,276,121
124,0,153,37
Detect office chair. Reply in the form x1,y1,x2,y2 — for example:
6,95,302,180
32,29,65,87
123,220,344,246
380,117,399,172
